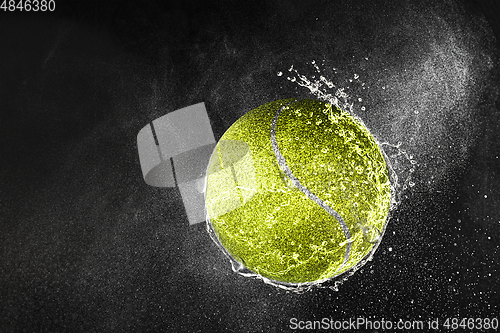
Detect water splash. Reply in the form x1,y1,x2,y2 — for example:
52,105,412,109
207,62,416,293
264,60,417,292
284,60,417,205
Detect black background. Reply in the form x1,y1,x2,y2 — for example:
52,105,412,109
0,0,499,332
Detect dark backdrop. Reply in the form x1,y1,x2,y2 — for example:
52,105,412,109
0,0,499,331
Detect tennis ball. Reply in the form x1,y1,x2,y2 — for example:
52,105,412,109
205,99,391,284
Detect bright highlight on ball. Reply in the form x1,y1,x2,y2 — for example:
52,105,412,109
205,99,391,285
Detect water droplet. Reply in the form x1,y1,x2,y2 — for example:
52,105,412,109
322,148,328,153
277,71,283,76
362,225,381,244
358,98,362,102
361,106,366,111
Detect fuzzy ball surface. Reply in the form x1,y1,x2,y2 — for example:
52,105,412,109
205,99,391,284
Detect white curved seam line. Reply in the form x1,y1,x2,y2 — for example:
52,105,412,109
270,100,352,273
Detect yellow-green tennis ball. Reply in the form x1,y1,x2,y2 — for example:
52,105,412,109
205,99,391,284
